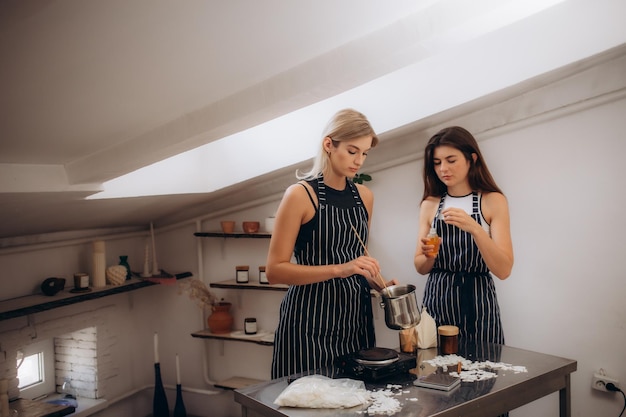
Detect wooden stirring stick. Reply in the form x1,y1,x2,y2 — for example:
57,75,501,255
350,224,388,292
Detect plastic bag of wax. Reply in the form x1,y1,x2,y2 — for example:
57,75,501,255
274,375,369,408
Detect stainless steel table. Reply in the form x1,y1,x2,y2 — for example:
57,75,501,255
234,344,577,417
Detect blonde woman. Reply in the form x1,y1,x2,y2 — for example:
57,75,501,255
266,108,396,379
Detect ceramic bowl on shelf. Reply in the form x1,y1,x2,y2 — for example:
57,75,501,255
220,221,235,234
242,221,260,234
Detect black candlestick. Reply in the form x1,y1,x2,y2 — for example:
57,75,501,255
173,383,187,417
153,363,170,417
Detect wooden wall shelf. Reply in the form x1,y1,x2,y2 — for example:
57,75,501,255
0,272,192,321
209,279,288,292
191,329,274,346
194,232,271,239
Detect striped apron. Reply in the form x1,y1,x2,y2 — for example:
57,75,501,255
271,176,375,379
422,192,505,345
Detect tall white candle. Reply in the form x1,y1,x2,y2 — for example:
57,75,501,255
154,332,159,364
141,241,151,277
92,240,106,288
176,354,181,385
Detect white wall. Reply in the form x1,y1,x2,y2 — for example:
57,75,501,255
181,76,626,415
185,55,626,416
369,98,626,416
1,51,625,417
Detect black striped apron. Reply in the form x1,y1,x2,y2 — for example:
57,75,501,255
422,192,505,345
271,176,375,379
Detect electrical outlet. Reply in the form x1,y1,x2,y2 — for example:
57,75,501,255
592,369,620,392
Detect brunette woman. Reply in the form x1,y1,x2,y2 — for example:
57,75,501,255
414,126,514,346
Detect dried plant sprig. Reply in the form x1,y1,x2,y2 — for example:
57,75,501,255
178,278,219,309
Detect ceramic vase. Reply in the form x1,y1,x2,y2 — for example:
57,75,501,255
207,302,234,334
118,255,132,280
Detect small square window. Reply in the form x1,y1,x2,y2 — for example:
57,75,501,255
17,351,43,388
17,338,54,399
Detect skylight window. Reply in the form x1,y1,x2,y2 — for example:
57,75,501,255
87,103,335,199
87,0,564,200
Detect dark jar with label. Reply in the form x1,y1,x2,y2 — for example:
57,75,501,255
235,265,249,283
244,317,257,335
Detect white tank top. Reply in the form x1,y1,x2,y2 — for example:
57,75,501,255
438,192,490,235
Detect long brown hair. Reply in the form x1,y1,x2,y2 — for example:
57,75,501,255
422,126,502,201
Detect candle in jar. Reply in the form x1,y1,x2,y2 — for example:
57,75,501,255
154,332,159,363
438,325,459,355
176,354,181,384
244,317,257,335
235,265,249,283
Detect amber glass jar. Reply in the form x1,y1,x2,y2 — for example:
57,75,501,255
438,325,459,355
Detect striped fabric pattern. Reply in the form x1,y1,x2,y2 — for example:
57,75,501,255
423,192,505,345
271,177,375,379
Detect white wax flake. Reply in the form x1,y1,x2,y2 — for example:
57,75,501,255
450,369,498,382
424,354,527,383
358,385,404,415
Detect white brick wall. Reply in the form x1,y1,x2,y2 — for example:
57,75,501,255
55,327,98,398
0,304,117,400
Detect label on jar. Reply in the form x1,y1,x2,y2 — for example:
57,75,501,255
236,266,249,283
244,318,257,335
74,273,90,289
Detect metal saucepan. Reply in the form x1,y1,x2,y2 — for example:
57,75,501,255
379,284,421,330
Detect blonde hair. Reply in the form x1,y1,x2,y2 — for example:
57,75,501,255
297,108,378,180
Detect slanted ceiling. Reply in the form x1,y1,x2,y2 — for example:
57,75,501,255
0,0,624,243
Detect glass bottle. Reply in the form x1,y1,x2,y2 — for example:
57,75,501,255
426,228,441,257
61,377,78,408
